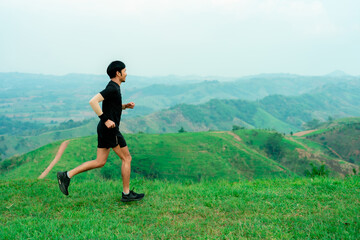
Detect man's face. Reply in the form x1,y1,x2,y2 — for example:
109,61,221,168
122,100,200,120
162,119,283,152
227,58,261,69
120,68,127,82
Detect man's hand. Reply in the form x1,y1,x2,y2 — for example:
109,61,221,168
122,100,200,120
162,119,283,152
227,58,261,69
125,102,135,109
105,119,116,129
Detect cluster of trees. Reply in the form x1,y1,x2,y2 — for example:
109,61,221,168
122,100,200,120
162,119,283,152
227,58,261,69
304,116,335,130
0,115,44,135
232,125,245,131
0,116,92,136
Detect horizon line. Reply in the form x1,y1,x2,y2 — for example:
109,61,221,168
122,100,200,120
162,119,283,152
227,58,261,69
0,70,357,79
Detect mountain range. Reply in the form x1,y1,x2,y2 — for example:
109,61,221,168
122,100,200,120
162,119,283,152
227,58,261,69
123,80,360,134
1,72,359,159
1,72,359,122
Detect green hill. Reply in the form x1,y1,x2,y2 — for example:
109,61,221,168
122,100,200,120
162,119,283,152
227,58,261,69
0,119,98,160
0,132,290,181
300,117,360,166
124,88,360,134
1,130,358,182
1,177,359,239
123,99,298,134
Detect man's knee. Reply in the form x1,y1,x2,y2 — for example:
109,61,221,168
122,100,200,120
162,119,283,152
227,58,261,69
121,154,132,163
95,159,106,168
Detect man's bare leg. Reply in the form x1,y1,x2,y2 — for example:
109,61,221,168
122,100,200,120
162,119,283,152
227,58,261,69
67,148,111,178
112,145,131,194
57,148,110,195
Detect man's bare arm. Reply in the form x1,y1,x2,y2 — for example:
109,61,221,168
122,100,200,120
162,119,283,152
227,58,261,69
89,93,115,128
89,93,104,116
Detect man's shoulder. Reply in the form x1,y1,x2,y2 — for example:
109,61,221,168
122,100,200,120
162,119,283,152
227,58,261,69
100,81,120,99
107,81,120,89
103,81,118,90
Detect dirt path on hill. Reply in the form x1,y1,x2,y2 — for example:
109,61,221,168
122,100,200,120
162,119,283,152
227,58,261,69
293,129,317,136
288,134,344,160
286,137,311,151
325,145,344,160
212,131,242,142
38,140,70,179
226,131,242,141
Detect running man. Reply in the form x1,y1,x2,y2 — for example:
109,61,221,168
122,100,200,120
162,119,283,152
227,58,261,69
57,60,144,202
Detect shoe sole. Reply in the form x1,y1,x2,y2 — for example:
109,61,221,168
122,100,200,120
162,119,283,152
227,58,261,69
121,196,145,202
57,172,69,196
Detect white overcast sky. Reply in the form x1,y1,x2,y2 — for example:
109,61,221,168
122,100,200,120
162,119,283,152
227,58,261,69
0,0,359,77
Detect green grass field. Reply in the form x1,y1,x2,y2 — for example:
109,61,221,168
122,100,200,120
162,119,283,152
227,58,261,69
1,125,360,239
1,176,359,239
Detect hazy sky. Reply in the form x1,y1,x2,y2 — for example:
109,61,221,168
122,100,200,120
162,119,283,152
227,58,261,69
0,0,359,77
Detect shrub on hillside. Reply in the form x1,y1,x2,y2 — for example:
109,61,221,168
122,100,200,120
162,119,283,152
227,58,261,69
304,163,329,178
232,125,244,131
305,119,322,130
264,132,284,159
178,127,186,133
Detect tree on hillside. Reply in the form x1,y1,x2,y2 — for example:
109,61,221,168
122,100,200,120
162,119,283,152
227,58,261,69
305,119,322,129
232,125,244,131
264,133,284,159
178,127,186,133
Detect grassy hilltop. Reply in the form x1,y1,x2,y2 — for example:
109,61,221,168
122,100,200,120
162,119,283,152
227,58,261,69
1,128,358,181
1,177,359,239
1,123,360,239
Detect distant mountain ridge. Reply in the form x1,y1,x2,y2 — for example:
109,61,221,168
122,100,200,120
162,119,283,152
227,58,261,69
326,70,349,77
1,72,359,159
125,73,359,112
123,81,360,134
1,72,358,123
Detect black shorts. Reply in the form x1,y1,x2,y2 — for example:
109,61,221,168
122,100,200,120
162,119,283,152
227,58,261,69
97,127,127,149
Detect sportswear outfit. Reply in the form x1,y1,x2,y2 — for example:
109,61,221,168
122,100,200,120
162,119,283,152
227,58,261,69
57,80,145,201
97,80,127,148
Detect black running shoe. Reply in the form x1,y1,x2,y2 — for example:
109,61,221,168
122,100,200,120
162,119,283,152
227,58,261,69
121,189,145,202
57,171,71,196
